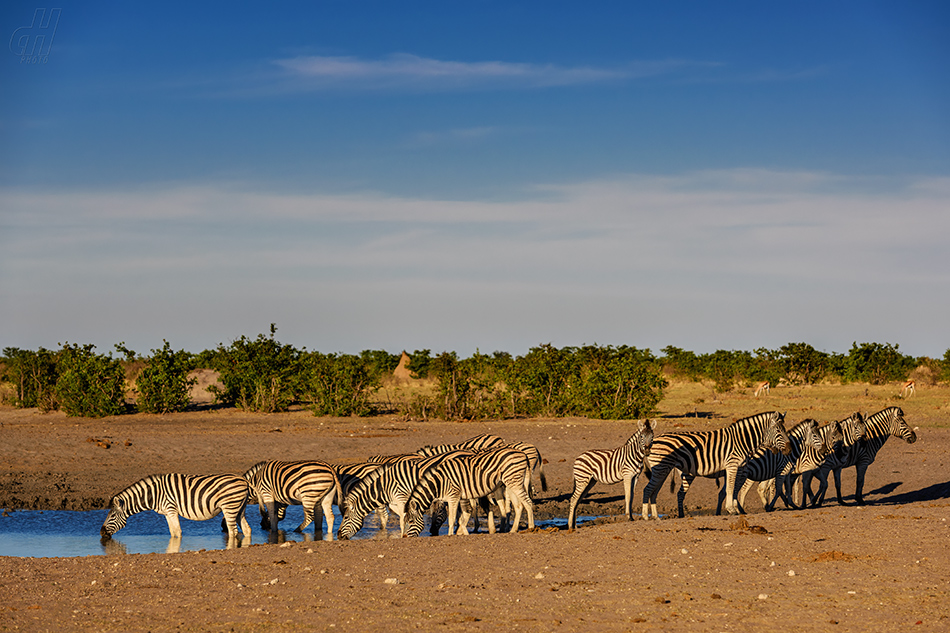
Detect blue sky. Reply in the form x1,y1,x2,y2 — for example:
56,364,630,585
2,1,948,359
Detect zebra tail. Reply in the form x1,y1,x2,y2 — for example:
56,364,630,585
539,463,548,492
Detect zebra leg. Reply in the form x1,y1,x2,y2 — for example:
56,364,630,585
854,463,869,506
677,474,694,518
446,499,460,536
457,500,474,535
833,467,846,505
813,468,832,508
722,468,739,515
715,480,727,516
222,509,240,540
736,478,755,514
641,467,668,520
266,500,280,534
321,492,335,541
568,476,596,530
429,501,447,536
164,512,183,539
623,474,636,521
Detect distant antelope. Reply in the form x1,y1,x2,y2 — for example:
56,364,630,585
754,381,770,397
900,379,915,398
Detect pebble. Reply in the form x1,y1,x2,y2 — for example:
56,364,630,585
758,594,769,600
384,578,398,585
787,570,796,577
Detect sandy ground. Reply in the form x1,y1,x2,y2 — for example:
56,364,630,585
1,382,949,632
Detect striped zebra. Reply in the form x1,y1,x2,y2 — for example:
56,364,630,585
404,447,535,536
797,411,866,507
804,406,916,507
337,450,473,540
567,419,656,530
242,460,340,540
713,418,826,514
762,418,845,510
777,412,865,508
641,411,791,519
101,473,251,541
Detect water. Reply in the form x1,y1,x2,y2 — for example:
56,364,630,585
0,507,576,558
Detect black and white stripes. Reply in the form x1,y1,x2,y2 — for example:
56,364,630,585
567,419,655,529
641,411,792,519
100,473,252,541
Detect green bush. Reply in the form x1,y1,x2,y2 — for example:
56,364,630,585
54,343,126,418
845,342,916,385
571,345,667,419
209,324,303,412
136,341,196,414
2,347,59,411
306,352,378,416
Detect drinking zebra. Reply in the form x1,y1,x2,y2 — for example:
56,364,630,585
641,411,791,519
336,450,473,540
713,418,826,514
100,473,252,541
403,447,535,536
804,406,916,507
242,460,340,540
567,419,656,530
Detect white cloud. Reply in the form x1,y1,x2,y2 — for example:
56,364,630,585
268,54,700,91
2,170,948,355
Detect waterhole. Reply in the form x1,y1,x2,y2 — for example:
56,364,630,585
0,507,578,557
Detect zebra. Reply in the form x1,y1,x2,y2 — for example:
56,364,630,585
641,410,791,519
797,411,867,507
567,419,656,530
804,406,916,507
403,446,535,537
713,418,826,514
777,412,865,508
242,460,340,540
101,473,251,541
760,418,845,511
336,450,473,540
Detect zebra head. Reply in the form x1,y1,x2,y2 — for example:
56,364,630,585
802,419,824,452
822,420,844,454
767,411,792,456
337,498,362,541
404,499,426,538
841,412,866,447
628,419,656,456
100,494,130,539
888,407,917,444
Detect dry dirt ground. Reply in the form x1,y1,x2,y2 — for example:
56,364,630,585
1,381,949,632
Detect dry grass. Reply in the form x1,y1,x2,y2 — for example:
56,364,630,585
656,377,950,428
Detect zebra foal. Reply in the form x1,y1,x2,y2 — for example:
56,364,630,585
101,473,252,541
567,419,655,530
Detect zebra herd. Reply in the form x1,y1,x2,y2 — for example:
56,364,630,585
99,406,917,544
100,433,548,543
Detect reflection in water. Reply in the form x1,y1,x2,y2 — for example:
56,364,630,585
100,536,127,556
1,506,579,558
